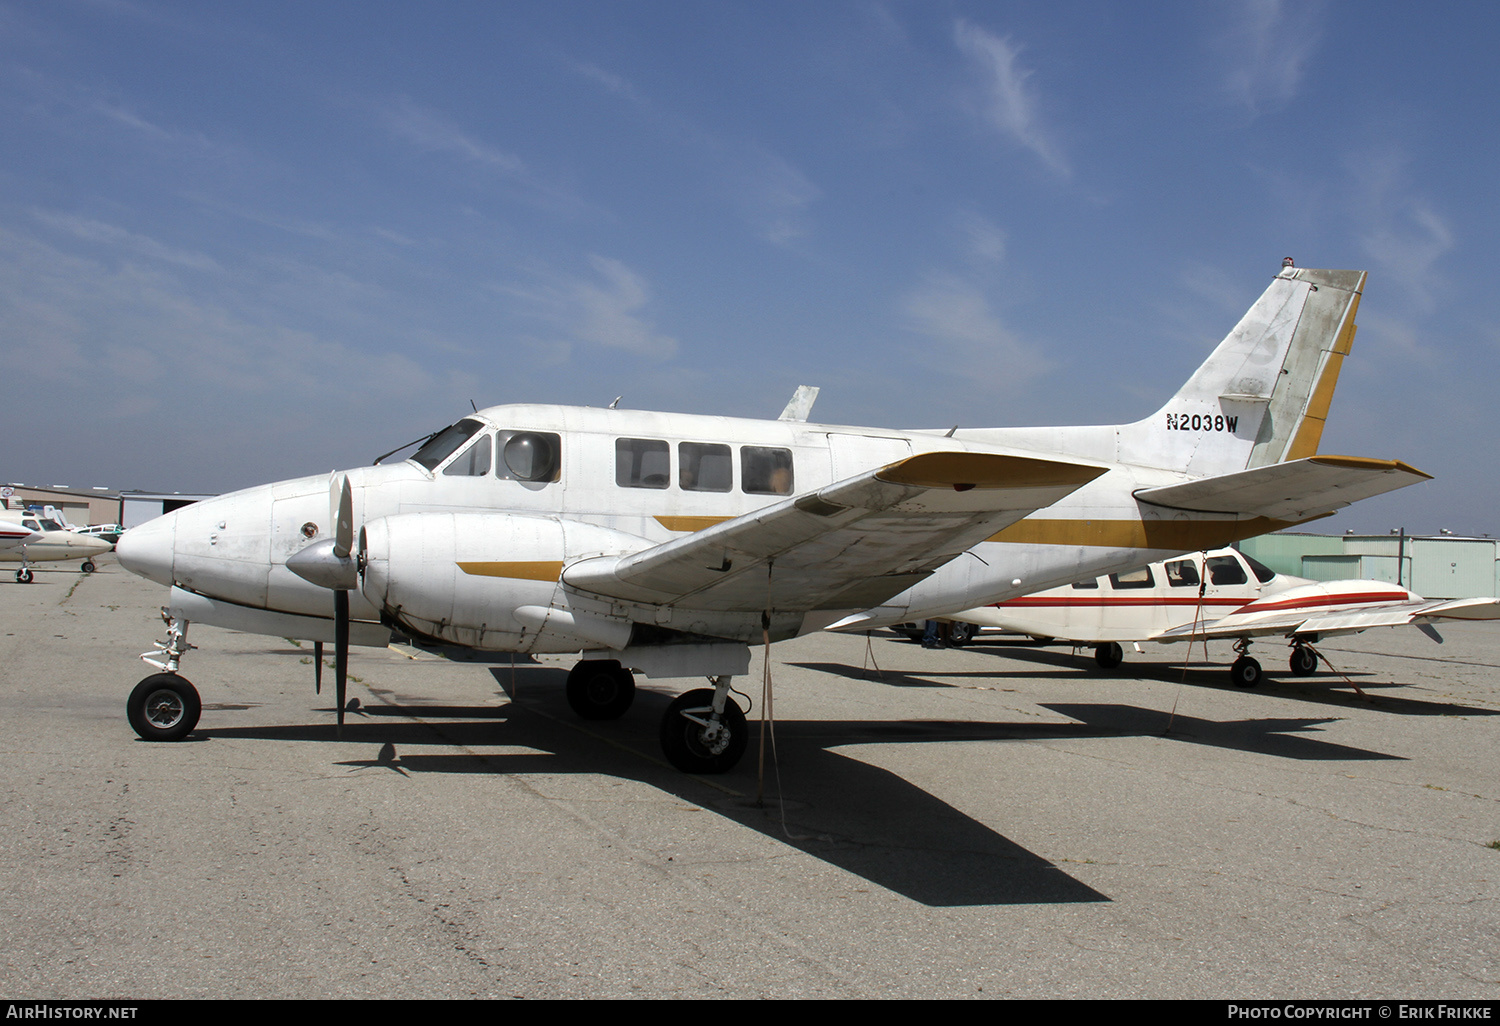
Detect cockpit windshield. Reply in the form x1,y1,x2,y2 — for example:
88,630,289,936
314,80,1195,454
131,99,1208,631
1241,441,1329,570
410,419,484,472
1242,553,1277,583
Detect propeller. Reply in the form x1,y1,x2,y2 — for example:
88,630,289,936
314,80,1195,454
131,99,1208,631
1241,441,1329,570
285,472,360,735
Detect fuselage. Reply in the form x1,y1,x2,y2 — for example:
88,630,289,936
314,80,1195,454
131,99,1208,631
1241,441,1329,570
0,516,112,563
115,402,1300,654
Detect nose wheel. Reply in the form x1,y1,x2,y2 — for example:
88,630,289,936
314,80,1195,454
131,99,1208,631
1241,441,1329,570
126,673,202,741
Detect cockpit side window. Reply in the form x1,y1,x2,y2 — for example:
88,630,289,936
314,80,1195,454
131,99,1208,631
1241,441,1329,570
617,438,670,489
1242,554,1277,583
411,419,484,471
741,446,794,495
498,431,561,483
442,433,492,477
1207,555,1248,586
680,442,732,492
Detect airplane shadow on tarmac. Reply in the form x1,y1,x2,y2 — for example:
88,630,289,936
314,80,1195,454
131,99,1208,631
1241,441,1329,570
835,635,1500,719
196,654,1418,909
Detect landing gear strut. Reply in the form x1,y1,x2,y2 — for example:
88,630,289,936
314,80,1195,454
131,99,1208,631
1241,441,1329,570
128,613,202,741
659,675,747,774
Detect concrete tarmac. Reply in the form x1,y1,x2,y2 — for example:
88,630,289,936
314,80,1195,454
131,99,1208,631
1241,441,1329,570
1,555,1497,999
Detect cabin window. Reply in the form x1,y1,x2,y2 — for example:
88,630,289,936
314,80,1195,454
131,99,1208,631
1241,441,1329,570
1071,578,1100,590
1108,567,1155,590
442,433,492,477
680,442,732,492
412,418,484,471
1164,559,1200,588
498,431,561,483
741,446,794,495
1207,555,1248,586
616,438,671,489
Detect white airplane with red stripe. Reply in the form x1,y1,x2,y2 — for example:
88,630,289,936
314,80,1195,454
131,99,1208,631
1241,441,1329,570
949,548,1500,687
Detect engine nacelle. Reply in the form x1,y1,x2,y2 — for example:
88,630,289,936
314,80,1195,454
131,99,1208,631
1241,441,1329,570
360,512,648,651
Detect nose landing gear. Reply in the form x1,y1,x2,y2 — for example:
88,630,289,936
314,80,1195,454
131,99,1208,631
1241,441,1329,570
128,613,201,741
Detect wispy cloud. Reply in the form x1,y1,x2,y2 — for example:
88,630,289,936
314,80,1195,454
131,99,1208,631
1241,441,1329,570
498,256,678,360
901,272,1052,389
1219,0,1325,113
30,210,221,272
953,20,1069,177
384,95,526,173
1347,148,1454,313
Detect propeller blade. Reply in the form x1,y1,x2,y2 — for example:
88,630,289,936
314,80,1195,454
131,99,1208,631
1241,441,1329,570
335,589,349,734
314,641,323,695
331,473,354,559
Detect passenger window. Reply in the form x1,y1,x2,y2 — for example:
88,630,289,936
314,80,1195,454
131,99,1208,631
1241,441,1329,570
1071,578,1100,590
617,438,670,489
680,442,732,492
1108,567,1155,590
741,446,794,495
442,433,492,477
1164,559,1200,587
1207,555,1248,586
498,431,561,483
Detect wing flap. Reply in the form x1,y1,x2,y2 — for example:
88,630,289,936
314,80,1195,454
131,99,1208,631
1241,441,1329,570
1154,596,1500,643
563,451,1106,612
1134,455,1431,521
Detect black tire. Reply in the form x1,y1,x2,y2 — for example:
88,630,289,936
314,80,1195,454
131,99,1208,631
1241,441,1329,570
81,561,96,574
1230,656,1263,688
16,569,32,584
126,673,201,741
659,688,748,774
948,621,977,646
1288,647,1318,676
565,660,635,720
1094,642,1124,669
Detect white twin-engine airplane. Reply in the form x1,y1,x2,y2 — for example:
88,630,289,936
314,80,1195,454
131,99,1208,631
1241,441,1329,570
116,264,1429,773
0,510,113,582
945,547,1500,688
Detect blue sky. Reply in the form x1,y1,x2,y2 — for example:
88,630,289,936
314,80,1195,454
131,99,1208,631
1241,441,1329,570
2,0,1497,535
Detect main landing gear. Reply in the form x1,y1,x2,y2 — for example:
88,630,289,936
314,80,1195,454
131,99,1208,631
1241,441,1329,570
564,659,748,774
127,613,202,741
1228,639,1319,688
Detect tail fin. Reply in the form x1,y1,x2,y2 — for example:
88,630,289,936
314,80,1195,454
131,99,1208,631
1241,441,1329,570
1116,266,1366,478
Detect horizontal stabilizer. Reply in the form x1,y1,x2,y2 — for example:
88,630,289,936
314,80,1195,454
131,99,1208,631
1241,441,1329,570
563,451,1105,612
1134,455,1430,521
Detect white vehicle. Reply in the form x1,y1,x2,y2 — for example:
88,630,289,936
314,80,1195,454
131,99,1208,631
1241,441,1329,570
0,513,113,582
116,264,1428,770
948,547,1500,686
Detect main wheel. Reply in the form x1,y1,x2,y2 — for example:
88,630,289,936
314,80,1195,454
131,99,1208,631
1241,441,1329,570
565,660,635,720
81,561,96,574
16,568,32,584
1288,647,1318,676
1094,642,1124,669
126,673,202,741
1230,656,1263,688
659,688,748,774
948,621,977,646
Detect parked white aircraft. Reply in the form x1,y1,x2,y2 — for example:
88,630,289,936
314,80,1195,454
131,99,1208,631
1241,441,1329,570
0,511,112,582
945,547,1500,687
116,264,1430,771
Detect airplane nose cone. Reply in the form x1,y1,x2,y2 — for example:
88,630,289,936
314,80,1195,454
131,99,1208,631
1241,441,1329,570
116,516,176,586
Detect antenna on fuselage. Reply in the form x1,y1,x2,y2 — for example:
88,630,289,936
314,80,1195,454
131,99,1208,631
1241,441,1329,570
609,396,623,409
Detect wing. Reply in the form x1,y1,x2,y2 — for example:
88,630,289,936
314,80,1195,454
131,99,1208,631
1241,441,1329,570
1153,590,1500,644
563,451,1106,612
1135,455,1430,521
